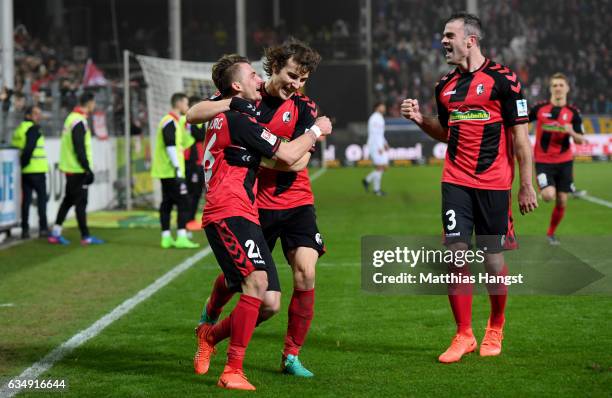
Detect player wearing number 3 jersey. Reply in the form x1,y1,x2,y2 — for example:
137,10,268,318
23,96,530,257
401,13,537,364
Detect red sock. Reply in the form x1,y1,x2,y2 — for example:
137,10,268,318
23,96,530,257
208,316,232,345
283,289,315,357
547,204,565,236
486,265,508,329
226,294,262,370
447,268,473,336
205,273,235,321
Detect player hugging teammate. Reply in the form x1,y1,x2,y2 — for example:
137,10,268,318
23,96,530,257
188,41,333,390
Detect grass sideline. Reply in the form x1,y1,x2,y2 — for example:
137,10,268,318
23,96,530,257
1,163,611,397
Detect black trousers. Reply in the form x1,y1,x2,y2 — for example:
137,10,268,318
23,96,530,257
186,165,205,220
21,173,48,232
55,173,90,238
160,178,190,231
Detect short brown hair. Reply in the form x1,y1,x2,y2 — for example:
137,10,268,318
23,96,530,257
212,54,250,97
263,38,321,77
170,92,188,107
549,72,569,85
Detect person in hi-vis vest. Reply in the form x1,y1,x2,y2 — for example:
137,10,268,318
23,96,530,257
151,93,200,249
48,92,105,245
11,105,49,239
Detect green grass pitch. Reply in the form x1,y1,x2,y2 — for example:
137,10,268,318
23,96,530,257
1,163,611,397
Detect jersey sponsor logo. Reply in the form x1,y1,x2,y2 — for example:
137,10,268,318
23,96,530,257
562,113,568,121
449,108,491,122
260,128,278,145
282,111,292,123
542,123,566,133
476,83,485,96
516,99,528,117
443,89,456,96
543,112,552,118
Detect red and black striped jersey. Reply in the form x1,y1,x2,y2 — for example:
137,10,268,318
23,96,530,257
529,102,583,164
255,89,318,210
435,59,528,190
202,109,280,227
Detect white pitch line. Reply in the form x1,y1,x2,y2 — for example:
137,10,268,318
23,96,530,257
0,303,15,307
0,246,213,398
581,194,612,209
310,167,327,182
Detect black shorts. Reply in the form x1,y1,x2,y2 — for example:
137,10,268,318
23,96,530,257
441,182,512,253
258,204,326,262
535,161,574,193
204,217,281,292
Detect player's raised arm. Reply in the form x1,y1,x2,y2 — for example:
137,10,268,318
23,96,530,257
511,122,538,215
400,98,448,142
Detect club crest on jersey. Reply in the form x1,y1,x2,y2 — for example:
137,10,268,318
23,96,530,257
260,128,278,145
476,83,485,96
449,108,490,123
282,111,292,123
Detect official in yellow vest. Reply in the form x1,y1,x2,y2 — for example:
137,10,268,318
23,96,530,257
48,92,104,246
11,105,49,239
151,92,199,249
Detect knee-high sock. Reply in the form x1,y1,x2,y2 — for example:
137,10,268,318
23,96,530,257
365,170,377,183
283,289,315,357
547,204,565,236
226,295,262,370
201,273,235,323
485,265,508,329
447,267,473,336
373,170,383,192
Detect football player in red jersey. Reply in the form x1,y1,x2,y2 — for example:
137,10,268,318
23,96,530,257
401,13,538,363
529,73,587,245
195,54,331,390
189,39,327,377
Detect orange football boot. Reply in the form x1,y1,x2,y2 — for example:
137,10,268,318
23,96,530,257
217,366,256,391
186,220,202,231
438,332,477,363
194,323,216,374
480,323,504,356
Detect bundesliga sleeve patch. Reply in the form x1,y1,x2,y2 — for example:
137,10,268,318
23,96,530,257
516,99,528,117
260,128,278,146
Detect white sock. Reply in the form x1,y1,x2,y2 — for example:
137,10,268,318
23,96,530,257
177,229,187,238
187,231,193,239
373,170,383,192
365,170,377,183
52,224,62,237
162,230,172,238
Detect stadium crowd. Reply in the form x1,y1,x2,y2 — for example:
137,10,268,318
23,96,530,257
372,0,612,116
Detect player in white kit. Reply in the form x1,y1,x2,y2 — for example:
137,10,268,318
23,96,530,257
362,102,388,196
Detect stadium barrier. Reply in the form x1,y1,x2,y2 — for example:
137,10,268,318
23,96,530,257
325,116,612,165
0,147,21,232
